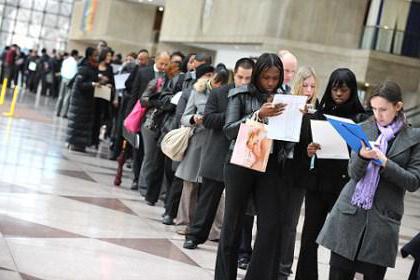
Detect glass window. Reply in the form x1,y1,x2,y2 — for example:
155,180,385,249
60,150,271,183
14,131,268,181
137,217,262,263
0,32,11,46
33,0,47,11
31,10,43,25
28,24,41,38
4,5,17,19
17,8,31,22
19,0,33,9
46,0,59,14
1,19,15,32
14,21,28,35
44,14,57,27
5,0,17,6
60,3,72,16
57,16,69,30
41,26,58,40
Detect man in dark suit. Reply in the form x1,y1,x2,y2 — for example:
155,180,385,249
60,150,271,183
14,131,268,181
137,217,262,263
129,51,170,193
183,58,254,249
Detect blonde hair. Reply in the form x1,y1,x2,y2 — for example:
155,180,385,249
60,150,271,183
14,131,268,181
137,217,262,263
292,66,319,106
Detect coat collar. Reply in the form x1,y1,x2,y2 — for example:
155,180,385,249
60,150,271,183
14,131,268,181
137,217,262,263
362,120,419,158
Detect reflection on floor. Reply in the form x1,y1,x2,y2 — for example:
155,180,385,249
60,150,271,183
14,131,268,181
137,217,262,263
0,90,417,279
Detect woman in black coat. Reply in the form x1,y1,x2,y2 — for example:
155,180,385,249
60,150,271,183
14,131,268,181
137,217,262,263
66,47,99,152
295,68,367,280
92,47,115,148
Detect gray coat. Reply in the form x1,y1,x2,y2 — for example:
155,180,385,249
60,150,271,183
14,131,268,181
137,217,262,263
175,86,210,182
317,120,420,268
199,84,233,182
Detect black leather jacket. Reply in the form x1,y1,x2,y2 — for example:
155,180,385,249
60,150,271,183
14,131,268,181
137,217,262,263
224,85,295,168
224,85,267,141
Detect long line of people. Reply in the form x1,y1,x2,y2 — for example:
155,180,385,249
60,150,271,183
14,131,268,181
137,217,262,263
61,42,419,280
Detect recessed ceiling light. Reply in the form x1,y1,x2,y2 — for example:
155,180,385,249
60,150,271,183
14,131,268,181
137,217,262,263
158,6,164,11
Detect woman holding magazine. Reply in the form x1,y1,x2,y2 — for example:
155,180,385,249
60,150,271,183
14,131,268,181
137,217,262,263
215,53,288,280
295,68,367,280
317,81,420,279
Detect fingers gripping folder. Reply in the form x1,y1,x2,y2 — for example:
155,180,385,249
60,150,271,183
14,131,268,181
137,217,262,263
324,114,382,164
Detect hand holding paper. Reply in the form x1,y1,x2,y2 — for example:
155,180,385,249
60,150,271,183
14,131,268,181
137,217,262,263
310,120,350,159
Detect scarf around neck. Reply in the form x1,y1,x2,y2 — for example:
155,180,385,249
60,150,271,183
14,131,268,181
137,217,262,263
351,117,405,209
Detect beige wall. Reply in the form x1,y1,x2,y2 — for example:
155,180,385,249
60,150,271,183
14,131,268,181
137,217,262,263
160,0,272,43
161,0,367,48
68,0,156,55
274,0,368,49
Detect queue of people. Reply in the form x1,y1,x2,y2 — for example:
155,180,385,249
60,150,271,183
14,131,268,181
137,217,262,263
51,40,419,280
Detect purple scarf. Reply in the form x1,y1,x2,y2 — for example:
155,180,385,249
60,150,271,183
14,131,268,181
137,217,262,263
351,118,405,209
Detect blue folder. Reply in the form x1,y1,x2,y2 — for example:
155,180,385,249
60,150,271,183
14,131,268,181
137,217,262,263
324,115,381,164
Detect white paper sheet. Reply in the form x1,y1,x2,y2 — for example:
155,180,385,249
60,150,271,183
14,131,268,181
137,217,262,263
266,94,307,142
310,120,350,159
94,86,112,101
114,73,130,90
28,61,37,71
170,91,183,105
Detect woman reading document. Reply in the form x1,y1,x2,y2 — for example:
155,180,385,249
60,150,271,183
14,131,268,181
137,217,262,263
317,81,420,280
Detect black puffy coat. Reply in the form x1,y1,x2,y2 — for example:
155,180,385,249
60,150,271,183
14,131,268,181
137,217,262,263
66,62,98,147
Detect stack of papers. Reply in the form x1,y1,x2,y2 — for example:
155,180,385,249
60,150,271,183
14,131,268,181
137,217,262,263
310,120,349,159
267,94,307,142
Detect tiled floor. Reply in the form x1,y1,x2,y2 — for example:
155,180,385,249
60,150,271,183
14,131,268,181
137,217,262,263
0,89,417,279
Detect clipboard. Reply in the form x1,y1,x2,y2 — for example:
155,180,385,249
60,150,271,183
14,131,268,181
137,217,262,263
324,114,381,164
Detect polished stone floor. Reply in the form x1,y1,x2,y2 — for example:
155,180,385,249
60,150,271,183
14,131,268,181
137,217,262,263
0,90,417,279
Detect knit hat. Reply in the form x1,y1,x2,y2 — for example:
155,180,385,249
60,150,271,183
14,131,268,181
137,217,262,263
195,64,215,79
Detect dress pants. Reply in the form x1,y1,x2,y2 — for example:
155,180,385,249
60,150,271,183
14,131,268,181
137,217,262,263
140,125,164,203
208,193,224,241
329,265,386,280
92,98,110,147
215,158,285,280
278,164,306,277
176,181,198,226
55,78,70,116
164,176,183,218
186,177,224,244
238,214,254,260
132,134,144,183
295,190,338,280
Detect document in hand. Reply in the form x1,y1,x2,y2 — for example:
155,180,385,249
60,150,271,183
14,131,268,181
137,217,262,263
310,120,350,159
114,73,130,90
267,94,307,142
170,91,183,105
94,86,112,101
324,114,371,152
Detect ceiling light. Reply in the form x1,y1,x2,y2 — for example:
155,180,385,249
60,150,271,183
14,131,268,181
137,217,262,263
158,6,164,11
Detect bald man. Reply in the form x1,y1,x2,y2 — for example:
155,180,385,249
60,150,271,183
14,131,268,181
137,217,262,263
128,51,170,196
278,50,298,94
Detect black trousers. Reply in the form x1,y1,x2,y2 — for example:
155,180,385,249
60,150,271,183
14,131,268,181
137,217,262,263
92,98,110,147
238,214,254,260
141,126,165,203
295,190,339,280
132,136,143,183
164,176,183,218
329,264,386,280
186,177,224,244
215,159,285,280
278,162,306,277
